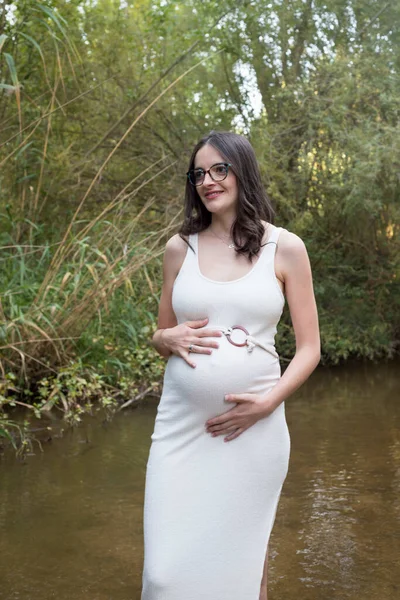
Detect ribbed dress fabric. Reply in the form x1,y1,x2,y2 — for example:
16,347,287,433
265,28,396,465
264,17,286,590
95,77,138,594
141,225,291,600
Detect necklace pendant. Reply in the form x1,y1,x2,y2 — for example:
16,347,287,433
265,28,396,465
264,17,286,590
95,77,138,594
228,243,235,249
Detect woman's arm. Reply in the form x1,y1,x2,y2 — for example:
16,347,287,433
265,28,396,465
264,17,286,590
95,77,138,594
263,229,321,413
152,234,185,358
152,234,223,363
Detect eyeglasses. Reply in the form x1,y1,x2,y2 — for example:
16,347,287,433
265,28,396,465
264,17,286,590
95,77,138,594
186,162,232,186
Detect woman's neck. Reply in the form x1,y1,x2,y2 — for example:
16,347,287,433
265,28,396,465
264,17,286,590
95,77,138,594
210,215,236,237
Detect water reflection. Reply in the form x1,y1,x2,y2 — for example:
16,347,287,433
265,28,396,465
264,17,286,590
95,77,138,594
0,361,399,599
269,361,400,600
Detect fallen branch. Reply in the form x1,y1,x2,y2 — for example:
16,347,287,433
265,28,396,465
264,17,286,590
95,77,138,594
118,385,156,411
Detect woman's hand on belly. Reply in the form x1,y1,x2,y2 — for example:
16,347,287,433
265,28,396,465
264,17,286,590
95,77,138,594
205,392,275,442
161,318,222,368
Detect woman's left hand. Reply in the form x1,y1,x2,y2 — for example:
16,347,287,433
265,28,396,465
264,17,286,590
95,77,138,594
205,393,275,442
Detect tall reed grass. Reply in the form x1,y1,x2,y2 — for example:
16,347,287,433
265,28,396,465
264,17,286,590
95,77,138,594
0,3,213,453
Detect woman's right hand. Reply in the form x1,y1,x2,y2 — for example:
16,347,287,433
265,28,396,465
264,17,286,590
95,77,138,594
161,318,223,368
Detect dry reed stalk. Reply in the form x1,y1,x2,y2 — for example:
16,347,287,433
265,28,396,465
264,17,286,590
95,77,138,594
29,78,59,237
1,37,220,380
56,223,177,334
74,159,173,252
0,77,116,153
0,337,79,350
34,50,222,303
33,163,175,313
2,212,178,377
4,319,65,366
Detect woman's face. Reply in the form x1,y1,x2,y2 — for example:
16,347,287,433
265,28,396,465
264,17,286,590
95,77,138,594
193,144,239,216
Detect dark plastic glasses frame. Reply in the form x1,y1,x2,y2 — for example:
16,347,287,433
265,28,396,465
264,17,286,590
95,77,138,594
186,162,232,186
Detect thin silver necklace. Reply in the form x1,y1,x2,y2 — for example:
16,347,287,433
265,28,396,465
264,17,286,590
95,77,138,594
209,227,237,249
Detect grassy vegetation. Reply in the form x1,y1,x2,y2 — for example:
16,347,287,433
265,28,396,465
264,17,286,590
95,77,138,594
0,212,172,452
0,2,187,452
1,1,399,454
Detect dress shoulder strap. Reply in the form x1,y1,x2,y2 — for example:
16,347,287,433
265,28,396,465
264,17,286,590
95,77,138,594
184,233,198,265
257,225,284,267
266,225,284,246
188,232,197,252
173,233,196,287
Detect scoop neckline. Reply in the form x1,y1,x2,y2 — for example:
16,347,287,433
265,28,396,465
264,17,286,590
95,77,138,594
194,225,276,285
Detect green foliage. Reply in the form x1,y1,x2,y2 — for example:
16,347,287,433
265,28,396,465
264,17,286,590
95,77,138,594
0,224,166,454
0,415,32,454
0,0,399,453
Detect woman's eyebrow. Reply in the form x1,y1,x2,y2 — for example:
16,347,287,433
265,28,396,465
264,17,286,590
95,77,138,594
194,162,222,170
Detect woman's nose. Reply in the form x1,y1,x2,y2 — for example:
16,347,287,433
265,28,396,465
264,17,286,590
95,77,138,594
202,171,214,185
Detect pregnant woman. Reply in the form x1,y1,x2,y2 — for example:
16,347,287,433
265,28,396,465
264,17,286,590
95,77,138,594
141,131,320,600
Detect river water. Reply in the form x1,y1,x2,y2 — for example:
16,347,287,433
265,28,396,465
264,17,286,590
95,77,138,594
1,361,399,599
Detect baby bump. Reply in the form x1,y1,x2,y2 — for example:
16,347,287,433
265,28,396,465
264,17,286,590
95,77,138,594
163,341,281,415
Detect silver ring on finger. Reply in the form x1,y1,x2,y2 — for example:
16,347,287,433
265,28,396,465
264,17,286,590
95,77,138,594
188,344,194,353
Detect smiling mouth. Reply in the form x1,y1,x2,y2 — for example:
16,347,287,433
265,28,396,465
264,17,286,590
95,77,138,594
205,191,223,199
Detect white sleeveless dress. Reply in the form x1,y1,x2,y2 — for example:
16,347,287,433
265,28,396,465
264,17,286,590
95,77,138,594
141,225,291,600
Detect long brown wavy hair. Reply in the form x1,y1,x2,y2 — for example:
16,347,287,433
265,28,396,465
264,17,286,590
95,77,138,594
178,131,275,260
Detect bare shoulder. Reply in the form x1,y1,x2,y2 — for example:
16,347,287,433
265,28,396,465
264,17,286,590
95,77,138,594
165,233,189,257
276,228,311,278
163,233,190,279
278,228,307,255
